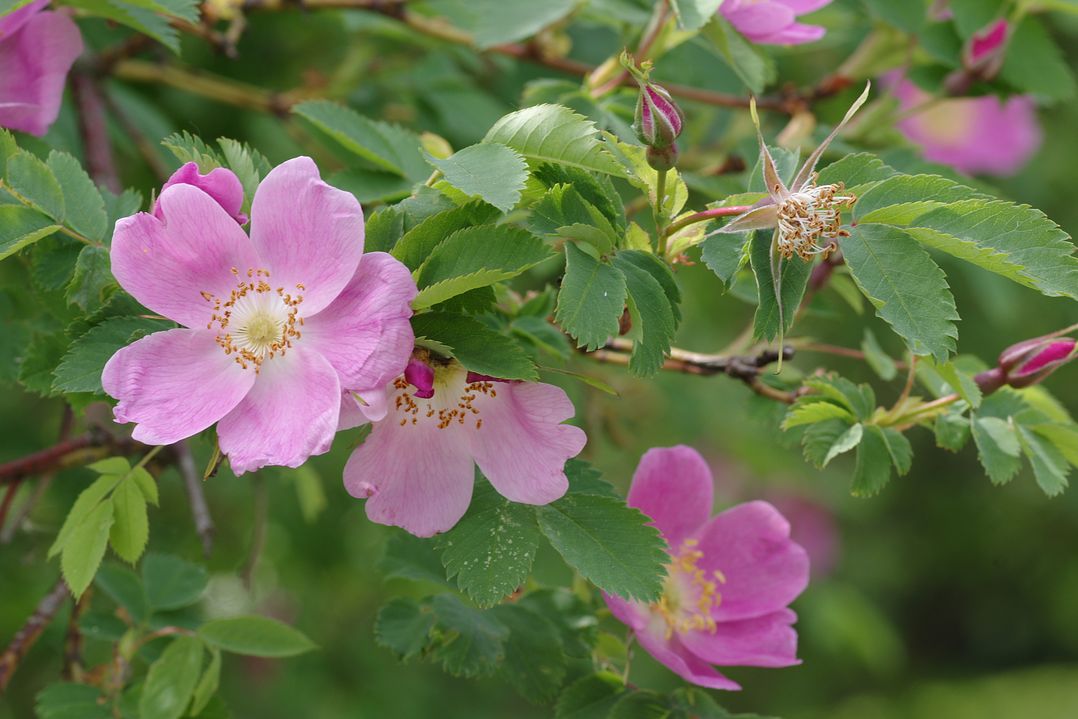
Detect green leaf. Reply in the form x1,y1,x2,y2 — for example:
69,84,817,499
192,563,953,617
48,473,122,558
66,246,115,312
429,594,509,678
902,199,1078,300
391,202,500,270
217,137,270,215
45,152,107,241
61,0,182,50
934,406,971,452
555,672,628,719
617,250,682,324
61,499,115,599
1000,16,1076,101
35,683,111,719
670,0,723,30
491,603,568,703
529,184,619,255
142,553,208,611
1032,423,1078,468
555,243,627,350
613,253,676,377
1017,426,1070,496
973,409,1024,485
536,493,667,602
375,597,435,661
199,616,317,657
701,231,750,290
861,328,898,381
437,480,541,607
7,150,65,220
434,0,576,48
380,532,451,587
413,225,553,310
139,636,204,719
188,647,221,717
702,18,775,94
851,425,895,497
804,375,876,420
609,691,670,719
102,188,144,232
411,313,538,380
823,423,864,467
484,105,625,177
861,0,926,31
606,138,688,218
783,399,856,430
161,131,222,169
923,357,982,409
53,317,165,394
293,100,427,180
853,173,975,224
817,153,898,194
0,205,59,260
880,426,913,476
19,331,68,397
109,477,149,564
94,562,149,622
426,143,528,212
532,164,625,231
802,419,855,469
749,231,812,341
841,224,959,360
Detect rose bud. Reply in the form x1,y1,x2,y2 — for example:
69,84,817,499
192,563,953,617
634,82,685,150
999,335,1077,389
963,19,1009,79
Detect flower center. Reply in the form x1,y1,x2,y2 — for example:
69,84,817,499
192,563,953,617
391,364,495,431
203,267,304,372
653,538,725,638
776,175,854,261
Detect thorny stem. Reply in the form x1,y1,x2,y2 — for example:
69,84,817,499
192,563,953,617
0,580,69,693
661,205,752,239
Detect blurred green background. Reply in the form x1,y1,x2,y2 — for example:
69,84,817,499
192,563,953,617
3,1,1078,717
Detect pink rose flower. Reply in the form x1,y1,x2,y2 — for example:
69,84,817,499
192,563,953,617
155,162,249,225
0,0,83,136
720,0,833,46
890,75,1041,176
603,446,809,690
103,157,417,474
341,356,587,537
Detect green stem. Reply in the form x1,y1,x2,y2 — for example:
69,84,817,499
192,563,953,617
655,169,669,256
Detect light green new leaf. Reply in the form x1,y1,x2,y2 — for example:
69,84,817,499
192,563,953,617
61,499,115,599
109,478,149,564
139,636,204,719
484,105,625,176
782,401,855,430
841,224,959,361
49,473,123,558
555,243,627,350
824,423,864,467
1018,426,1070,496
199,616,317,657
427,143,528,212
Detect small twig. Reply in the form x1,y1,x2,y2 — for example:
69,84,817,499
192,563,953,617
241,474,268,590
0,482,20,537
111,59,300,115
62,588,92,682
0,430,143,484
796,342,909,370
894,355,919,410
71,71,121,193
0,580,69,693
174,441,214,557
661,205,752,239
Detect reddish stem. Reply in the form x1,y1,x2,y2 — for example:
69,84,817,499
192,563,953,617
662,205,752,238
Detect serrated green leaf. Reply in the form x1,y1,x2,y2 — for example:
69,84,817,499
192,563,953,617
851,425,894,497
701,231,751,291
606,138,687,217
375,597,435,661
109,477,149,564
492,603,567,703
530,184,619,255
413,225,553,309
702,18,775,94
429,594,509,678
555,243,627,350
49,473,123,558
880,426,913,475
1000,16,1076,101
380,532,451,587
532,164,625,231
142,553,208,611
823,423,864,467
435,0,576,48
437,480,540,607
935,407,970,452
802,419,853,468
217,137,270,215
199,616,316,657
1032,424,1078,467
0,205,59,260
817,153,898,195
46,152,107,241
391,202,499,270
536,493,667,601
609,690,669,719
972,416,1022,485
484,105,625,176
670,0,723,30
427,143,528,212
841,224,958,360
804,375,876,420
66,246,115,312
613,254,676,377
102,188,144,233
782,400,855,430
139,636,203,719
62,0,181,51
1017,426,1070,496
61,499,114,599
555,672,628,719
7,150,64,220
410,313,538,380
749,231,812,342
35,683,110,719
53,317,165,394
854,173,975,224
923,357,982,409
94,562,149,622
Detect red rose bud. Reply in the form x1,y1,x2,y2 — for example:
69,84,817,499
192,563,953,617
963,19,1009,78
635,83,684,149
998,336,1077,388
645,142,679,172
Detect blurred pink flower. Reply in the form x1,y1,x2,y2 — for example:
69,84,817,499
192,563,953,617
103,157,416,474
603,446,809,690
767,494,839,578
0,0,82,136
720,0,833,45
342,358,586,537
890,75,1041,176
155,162,249,225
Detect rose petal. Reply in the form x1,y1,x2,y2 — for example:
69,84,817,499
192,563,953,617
601,592,649,631
249,156,364,315
158,162,247,225
724,3,796,37
111,183,261,328
627,445,714,546
469,381,586,505
680,608,801,668
217,347,341,474
102,328,254,445
0,0,48,37
0,10,83,136
635,618,742,691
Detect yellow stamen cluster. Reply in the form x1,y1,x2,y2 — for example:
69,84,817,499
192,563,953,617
392,376,497,430
776,174,854,261
203,267,305,373
654,538,726,639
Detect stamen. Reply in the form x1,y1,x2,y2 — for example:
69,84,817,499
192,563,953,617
390,369,493,431
653,538,725,638
775,174,855,261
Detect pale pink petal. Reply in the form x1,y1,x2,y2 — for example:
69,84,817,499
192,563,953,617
344,421,474,537
111,184,260,328
724,3,796,37
217,347,341,474
775,0,832,14
680,608,801,668
249,156,364,315
0,10,83,136
338,386,391,430
601,592,650,631
302,252,416,390
157,162,247,224
627,446,714,546
635,619,742,691
0,0,48,37
102,329,254,446
469,381,586,505
693,501,810,622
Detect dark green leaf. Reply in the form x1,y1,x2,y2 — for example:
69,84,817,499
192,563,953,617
7,150,64,220
35,683,110,719
47,151,107,241
491,603,568,703
411,312,538,380
749,231,812,342
427,143,528,212
429,594,509,678
555,243,627,350
375,597,436,661
53,317,166,394
380,531,451,587
613,254,676,377
142,553,208,611
555,672,628,719
0,205,59,260
95,562,149,622
66,246,115,312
